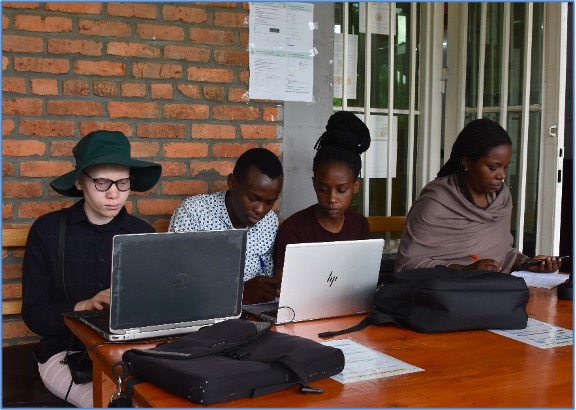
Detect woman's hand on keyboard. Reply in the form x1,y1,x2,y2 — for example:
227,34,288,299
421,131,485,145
74,288,111,311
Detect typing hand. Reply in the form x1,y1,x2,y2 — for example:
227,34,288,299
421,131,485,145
74,288,111,311
242,276,279,305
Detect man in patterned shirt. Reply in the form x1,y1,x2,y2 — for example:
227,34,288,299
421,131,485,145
169,148,284,304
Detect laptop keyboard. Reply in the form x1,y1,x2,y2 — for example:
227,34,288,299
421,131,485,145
68,310,110,329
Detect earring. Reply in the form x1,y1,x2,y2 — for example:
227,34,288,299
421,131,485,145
464,168,468,171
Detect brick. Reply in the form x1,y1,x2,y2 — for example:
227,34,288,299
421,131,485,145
176,84,200,99
20,160,73,177
150,83,173,99
2,98,42,115
3,162,15,177
2,203,14,219
80,122,133,136
214,49,248,66
263,107,280,122
212,105,259,121
30,78,58,95
45,2,102,14
2,3,39,9
19,119,75,137
163,45,210,62
130,141,160,158
2,263,23,280
203,85,224,101
107,3,158,19
189,160,234,177
3,119,15,136
2,77,26,94
3,56,10,71
214,11,248,28
137,123,185,139
187,67,233,83
14,57,69,74
239,31,249,48
74,60,126,76
136,199,182,216
3,181,43,198
201,2,237,8
189,28,235,46
13,15,72,32
107,102,160,119
2,321,36,341
163,142,208,158
78,19,131,37
47,38,102,56
262,143,280,156
63,80,89,96
2,14,8,29
161,180,207,196
162,5,207,23
2,35,44,52
132,62,182,79
163,104,209,120
238,70,249,85
121,82,146,97
192,124,236,139
2,140,45,156
212,180,228,192
50,141,76,157
17,200,74,219
136,24,184,41
213,142,258,157
47,101,102,116
228,87,249,103
107,42,160,58
158,161,187,177
93,81,117,97
240,124,277,139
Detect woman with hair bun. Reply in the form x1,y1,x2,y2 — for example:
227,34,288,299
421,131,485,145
395,118,561,274
273,111,371,280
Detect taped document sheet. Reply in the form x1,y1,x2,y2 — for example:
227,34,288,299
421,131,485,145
490,318,573,349
321,338,423,383
512,271,569,289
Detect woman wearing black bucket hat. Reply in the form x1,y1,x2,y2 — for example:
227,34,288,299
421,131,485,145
22,130,161,407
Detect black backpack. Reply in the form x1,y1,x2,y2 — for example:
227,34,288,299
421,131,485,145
319,267,530,337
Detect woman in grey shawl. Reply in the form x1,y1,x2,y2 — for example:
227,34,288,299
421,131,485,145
395,119,561,273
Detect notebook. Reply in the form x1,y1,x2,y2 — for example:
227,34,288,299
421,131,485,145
67,229,246,341
242,239,384,325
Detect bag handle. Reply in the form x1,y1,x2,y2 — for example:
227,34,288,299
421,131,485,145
318,312,398,338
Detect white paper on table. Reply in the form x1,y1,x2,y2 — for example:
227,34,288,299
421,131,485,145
490,318,573,349
512,270,569,289
321,338,423,383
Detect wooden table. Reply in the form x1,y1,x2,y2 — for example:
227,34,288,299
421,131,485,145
65,287,573,408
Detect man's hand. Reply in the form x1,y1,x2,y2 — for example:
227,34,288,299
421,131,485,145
74,288,111,311
242,276,279,305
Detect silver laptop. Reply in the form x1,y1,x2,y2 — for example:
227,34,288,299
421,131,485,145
243,239,384,324
69,229,246,341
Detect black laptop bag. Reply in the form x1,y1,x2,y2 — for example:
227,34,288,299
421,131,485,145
120,319,344,405
319,267,530,337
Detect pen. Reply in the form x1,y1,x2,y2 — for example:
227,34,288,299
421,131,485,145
469,254,480,261
258,255,266,273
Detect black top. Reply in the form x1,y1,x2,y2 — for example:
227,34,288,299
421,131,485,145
22,200,154,363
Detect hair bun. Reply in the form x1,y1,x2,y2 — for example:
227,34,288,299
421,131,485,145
314,111,371,155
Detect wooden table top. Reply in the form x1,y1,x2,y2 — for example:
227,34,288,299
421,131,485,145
65,286,573,408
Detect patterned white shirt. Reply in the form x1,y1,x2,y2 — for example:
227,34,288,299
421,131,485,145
169,191,278,281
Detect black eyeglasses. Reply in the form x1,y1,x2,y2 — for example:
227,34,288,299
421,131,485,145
82,171,132,192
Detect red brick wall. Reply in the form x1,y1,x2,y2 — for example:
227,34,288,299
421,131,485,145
2,2,282,345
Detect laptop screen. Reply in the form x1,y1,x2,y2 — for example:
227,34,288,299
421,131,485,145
110,230,246,331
